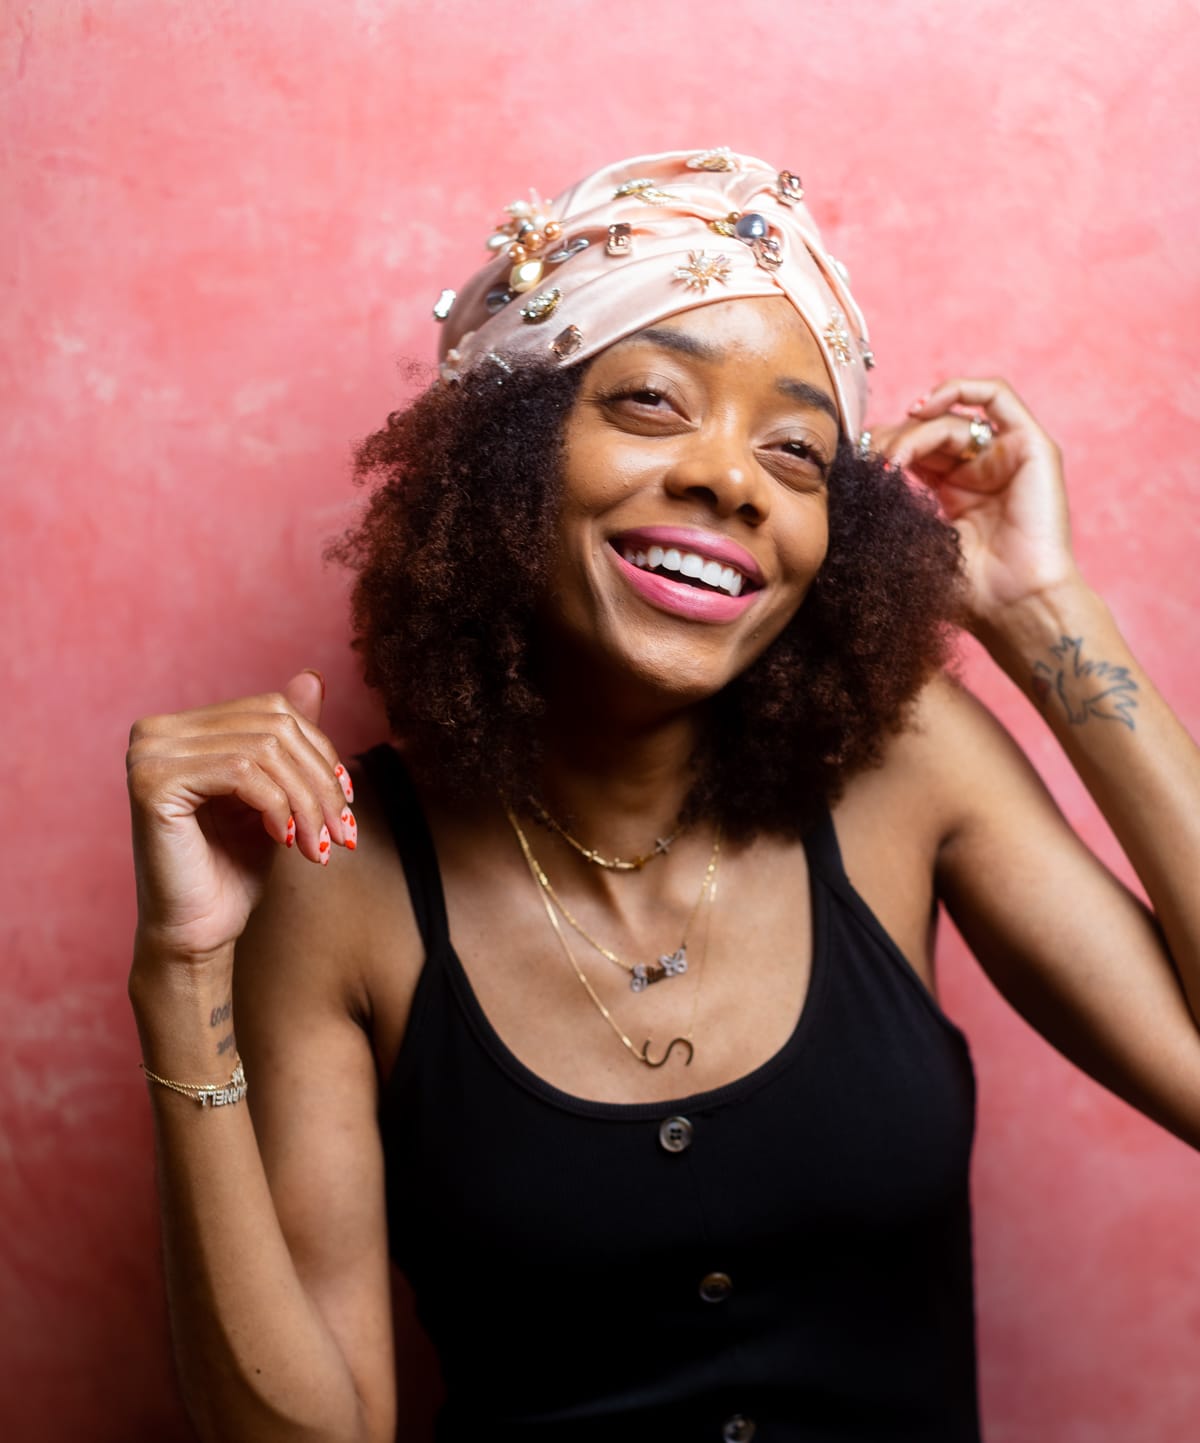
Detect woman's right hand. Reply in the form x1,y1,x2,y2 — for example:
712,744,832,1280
126,669,357,966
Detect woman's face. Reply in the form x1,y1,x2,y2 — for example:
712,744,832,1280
546,294,839,709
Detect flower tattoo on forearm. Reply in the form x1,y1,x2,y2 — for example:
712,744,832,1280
1032,636,1139,730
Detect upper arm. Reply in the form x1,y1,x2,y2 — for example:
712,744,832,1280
232,827,397,1443
921,676,1200,1151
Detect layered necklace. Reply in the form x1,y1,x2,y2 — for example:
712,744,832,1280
506,805,721,1068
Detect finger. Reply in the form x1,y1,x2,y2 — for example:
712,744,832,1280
128,752,297,856
888,415,1006,483
127,730,355,853
908,376,1037,434
282,668,325,726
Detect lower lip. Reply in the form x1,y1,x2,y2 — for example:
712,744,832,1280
607,547,761,623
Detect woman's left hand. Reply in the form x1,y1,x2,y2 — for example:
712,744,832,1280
870,377,1080,632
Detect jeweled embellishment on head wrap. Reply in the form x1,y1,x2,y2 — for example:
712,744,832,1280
823,309,854,365
687,147,739,172
432,288,456,321
520,287,563,323
551,324,583,359
436,148,875,439
613,178,679,206
673,251,733,292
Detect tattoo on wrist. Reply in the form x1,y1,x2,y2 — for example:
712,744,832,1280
1031,636,1138,730
209,997,232,1028
216,1031,237,1057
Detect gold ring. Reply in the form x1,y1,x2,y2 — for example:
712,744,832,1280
960,416,994,461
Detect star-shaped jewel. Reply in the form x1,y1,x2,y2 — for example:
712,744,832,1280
673,251,732,292
823,309,854,365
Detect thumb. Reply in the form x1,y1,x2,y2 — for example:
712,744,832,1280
283,668,325,724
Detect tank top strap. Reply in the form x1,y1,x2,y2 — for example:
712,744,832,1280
356,743,451,958
801,797,858,906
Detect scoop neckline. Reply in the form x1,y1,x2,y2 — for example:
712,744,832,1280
434,838,831,1122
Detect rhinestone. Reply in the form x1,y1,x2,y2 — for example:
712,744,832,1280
612,178,678,205
550,324,583,359
824,309,854,365
432,288,456,322
776,170,804,205
485,286,515,313
546,236,590,264
733,212,768,240
857,430,872,458
606,223,632,257
520,287,563,324
707,215,739,239
861,345,876,370
751,236,783,271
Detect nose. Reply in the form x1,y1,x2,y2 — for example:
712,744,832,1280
662,428,770,524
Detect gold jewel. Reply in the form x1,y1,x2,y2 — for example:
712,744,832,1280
512,813,720,991
823,309,854,365
959,416,994,460
613,178,679,206
140,1056,248,1108
687,147,739,172
673,250,732,293
520,287,563,324
707,212,741,239
507,809,721,1067
528,798,685,870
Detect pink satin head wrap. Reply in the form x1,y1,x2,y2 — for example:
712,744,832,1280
434,147,874,441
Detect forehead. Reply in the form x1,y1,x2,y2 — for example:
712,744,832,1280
599,296,839,423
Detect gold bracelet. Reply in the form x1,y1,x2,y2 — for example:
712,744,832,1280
140,1056,248,1108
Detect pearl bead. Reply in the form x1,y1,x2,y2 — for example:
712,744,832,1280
734,211,768,240
544,221,563,240
510,259,545,293
507,243,527,264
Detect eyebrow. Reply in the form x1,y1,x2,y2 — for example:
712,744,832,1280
615,326,840,424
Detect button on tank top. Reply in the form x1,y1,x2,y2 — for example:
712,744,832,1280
362,744,982,1443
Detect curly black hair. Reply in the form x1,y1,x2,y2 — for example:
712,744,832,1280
328,357,964,839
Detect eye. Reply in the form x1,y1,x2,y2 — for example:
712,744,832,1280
774,437,831,477
604,386,669,408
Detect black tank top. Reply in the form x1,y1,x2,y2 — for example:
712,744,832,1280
362,745,982,1443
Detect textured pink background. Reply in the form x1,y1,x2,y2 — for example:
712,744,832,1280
3,2,1199,1438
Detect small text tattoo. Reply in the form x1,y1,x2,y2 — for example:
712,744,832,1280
210,998,232,1028
216,1031,237,1057
1032,636,1138,730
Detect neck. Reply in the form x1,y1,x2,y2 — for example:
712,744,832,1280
534,693,706,863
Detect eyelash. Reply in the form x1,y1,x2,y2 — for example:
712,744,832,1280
599,387,830,472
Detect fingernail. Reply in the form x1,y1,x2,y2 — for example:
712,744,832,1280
341,808,358,851
285,815,295,848
334,763,354,804
303,668,326,701
318,824,331,865
908,395,928,414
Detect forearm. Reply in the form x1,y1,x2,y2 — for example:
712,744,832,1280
978,574,1200,1021
130,944,369,1443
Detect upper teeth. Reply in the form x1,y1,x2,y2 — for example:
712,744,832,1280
622,544,746,597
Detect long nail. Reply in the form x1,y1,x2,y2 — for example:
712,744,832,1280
285,815,296,848
908,395,929,415
318,825,332,866
341,808,358,851
334,763,354,804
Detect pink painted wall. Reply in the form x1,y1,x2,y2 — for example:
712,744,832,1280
3,2,1199,1438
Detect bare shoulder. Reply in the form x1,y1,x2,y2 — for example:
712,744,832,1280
830,671,1021,990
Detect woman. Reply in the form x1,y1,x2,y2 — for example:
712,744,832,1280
126,150,1200,1443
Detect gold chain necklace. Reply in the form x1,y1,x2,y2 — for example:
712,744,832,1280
511,814,718,991
507,807,721,1068
528,798,686,871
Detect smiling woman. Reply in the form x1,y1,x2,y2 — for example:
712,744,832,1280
126,149,1200,1443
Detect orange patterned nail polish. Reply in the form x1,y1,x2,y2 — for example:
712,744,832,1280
318,825,331,865
341,808,358,851
285,815,296,848
334,763,354,804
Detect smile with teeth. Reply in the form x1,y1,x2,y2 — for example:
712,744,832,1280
616,543,749,597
